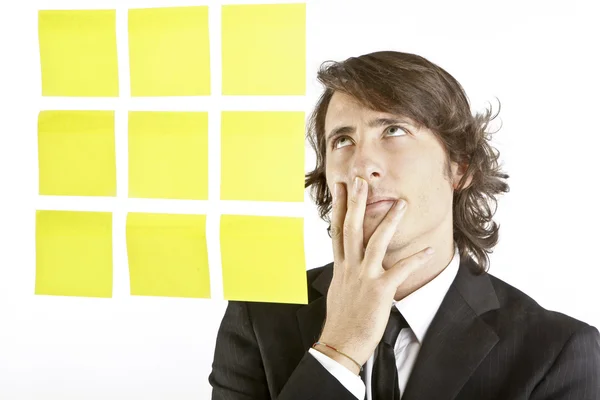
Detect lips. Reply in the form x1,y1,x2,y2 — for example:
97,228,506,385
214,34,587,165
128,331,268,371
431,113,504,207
366,197,397,206
365,197,397,215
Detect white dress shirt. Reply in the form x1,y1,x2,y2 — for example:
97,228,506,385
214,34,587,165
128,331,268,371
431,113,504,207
308,244,460,399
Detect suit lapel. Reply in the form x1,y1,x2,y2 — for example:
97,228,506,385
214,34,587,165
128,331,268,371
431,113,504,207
402,257,500,400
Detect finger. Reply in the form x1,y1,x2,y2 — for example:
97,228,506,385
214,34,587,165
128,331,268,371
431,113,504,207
330,182,347,263
385,247,435,285
343,176,367,264
363,199,407,265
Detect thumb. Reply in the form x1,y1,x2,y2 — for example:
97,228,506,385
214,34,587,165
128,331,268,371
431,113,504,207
385,247,435,287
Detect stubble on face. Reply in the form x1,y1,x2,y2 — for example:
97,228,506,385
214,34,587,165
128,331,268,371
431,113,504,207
378,155,456,269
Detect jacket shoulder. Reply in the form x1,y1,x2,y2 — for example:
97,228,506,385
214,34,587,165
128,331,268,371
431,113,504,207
485,272,593,337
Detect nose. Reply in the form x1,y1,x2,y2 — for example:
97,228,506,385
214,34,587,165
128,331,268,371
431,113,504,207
350,143,383,183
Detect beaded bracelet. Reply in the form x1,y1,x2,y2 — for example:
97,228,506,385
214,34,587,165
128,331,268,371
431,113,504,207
312,341,363,371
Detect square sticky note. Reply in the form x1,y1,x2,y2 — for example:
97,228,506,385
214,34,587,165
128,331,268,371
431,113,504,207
128,112,208,200
36,210,113,298
129,7,210,96
222,3,306,95
220,215,307,304
126,213,210,298
38,10,119,97
221,112,304,201
38,111,116,197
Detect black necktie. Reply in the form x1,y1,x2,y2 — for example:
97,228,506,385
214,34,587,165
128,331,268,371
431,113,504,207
371,306,409,400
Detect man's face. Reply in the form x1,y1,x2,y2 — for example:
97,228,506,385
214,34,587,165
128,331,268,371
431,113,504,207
324,91,462,253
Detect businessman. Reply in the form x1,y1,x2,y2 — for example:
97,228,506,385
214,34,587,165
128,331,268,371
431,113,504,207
209,51,600,399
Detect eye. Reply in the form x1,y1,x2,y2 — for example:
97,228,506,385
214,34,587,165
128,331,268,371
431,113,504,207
332,136,353,149
385,126,408,136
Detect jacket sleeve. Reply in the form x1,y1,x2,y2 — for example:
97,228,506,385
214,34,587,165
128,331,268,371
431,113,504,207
530,324,600,400
209,300,358,400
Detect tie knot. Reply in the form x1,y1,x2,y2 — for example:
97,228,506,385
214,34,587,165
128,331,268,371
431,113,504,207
382,307,408,347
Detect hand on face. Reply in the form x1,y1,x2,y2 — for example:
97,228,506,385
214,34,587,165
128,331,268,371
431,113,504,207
315,176,434,374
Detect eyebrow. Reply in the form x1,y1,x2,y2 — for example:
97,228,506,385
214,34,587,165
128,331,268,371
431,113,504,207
326,117,411,143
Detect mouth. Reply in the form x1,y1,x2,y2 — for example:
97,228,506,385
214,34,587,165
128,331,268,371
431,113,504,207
365,198,397,213
366,196,397,206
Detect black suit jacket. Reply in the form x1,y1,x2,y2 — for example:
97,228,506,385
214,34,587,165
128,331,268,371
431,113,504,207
209,256,600,399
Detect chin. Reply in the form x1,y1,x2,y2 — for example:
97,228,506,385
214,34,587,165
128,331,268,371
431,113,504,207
386,235,411,253
364,224,403,247
362,213,387,242
364,225,411,254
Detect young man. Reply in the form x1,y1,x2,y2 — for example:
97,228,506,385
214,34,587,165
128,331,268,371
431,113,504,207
209,51,600,399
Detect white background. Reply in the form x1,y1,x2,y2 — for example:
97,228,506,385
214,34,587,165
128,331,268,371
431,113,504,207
1,0,599,398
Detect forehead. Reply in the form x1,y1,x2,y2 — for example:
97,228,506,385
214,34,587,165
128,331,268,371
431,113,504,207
325,91,375,120
324,91,416,130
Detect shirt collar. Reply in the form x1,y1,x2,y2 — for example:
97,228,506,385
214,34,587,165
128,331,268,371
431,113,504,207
392,243,460,343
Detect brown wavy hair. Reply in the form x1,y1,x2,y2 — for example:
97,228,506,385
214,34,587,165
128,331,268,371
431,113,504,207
305,51,510,274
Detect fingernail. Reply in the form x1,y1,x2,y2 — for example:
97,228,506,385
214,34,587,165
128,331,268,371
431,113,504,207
426,247,435,255
397,199,407,210
354,177,363,193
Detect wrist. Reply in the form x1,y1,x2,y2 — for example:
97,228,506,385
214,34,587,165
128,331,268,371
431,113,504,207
312,342,361,376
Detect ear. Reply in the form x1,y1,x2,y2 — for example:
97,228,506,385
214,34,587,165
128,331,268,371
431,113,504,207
451,161,473,190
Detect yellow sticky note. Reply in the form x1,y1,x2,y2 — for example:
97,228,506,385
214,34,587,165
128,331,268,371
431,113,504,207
128,112,208,200
38,111,116,197
220,215,307,304
222,3,306,95
38,10,119,97
128,7,210,96
126,213,210,298
36,210,113,298
221,112,304,201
